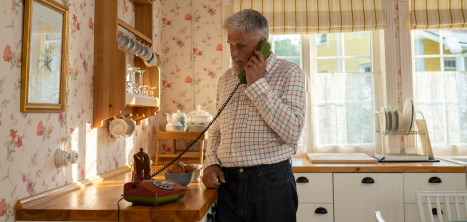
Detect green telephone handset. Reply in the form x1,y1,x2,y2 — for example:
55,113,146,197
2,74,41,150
238,40,271,84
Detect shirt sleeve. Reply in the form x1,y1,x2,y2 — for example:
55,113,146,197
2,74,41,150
203,77,223,170
244,66,306,146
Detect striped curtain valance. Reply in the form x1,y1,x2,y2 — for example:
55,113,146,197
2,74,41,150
411,0,467,30
232,0,387,34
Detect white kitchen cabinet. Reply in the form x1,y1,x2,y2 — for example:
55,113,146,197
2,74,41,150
403,173,467,204
294,173,333,203
297,203,334,222
405,203,467,222
334,173,404,222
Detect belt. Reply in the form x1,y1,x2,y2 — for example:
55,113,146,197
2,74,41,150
222,159,292,180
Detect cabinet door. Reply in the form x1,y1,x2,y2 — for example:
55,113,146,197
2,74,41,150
294,173,333,204
297,203,334,222
403,173,467,204
405,203,467,222
334,173,404,222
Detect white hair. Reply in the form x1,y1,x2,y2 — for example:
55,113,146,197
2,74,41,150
223,9,269,40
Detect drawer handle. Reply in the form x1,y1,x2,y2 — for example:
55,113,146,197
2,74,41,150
296,176,309,183
428,177,442,183
315,207,328,214
361,177,375,184
207,213,214,222
432,208,443,215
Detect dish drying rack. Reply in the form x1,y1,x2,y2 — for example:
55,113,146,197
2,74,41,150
374,111,429,161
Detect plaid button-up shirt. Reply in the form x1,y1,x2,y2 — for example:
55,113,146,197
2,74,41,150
204,53,306,169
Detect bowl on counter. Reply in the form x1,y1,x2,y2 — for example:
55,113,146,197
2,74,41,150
164,172,194,187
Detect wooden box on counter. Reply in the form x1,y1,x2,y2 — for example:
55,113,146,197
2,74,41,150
93,0,160,128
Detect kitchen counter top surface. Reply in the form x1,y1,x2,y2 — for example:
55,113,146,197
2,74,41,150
16,156,466,221
16,167,218,222
291,155,466,173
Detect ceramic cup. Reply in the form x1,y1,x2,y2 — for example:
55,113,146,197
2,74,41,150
118,33,131,50
142,46,153,60
109,119,127,137
54,149,72,168
144,53,158,67
122,116,136,136
129,40,141,54
70,150,79,164
124,36,136,52
191,165,202,183
140,45,150,59
135,43,146,57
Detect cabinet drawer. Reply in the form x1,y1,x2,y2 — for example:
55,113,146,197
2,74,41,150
297,203,333,222
334,173,404,222
403,173,467,203
294,173,333,204
405,203,467,222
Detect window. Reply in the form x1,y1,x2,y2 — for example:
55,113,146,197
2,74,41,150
413,30,467,72
316,32,372,73
268,35,301,67
316,34,328,46
314,32,374,145
270,32,377,148
412,30,467,146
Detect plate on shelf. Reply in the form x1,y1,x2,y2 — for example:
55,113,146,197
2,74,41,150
380,107,387,132
403,98,414,134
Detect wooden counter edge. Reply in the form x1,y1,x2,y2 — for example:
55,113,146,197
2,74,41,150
15,165,132,220
292,166,466,173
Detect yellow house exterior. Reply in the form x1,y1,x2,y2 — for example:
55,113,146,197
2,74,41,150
316,32,371,73
414,30,467,71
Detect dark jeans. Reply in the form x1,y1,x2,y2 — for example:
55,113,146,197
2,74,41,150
216,160,298,222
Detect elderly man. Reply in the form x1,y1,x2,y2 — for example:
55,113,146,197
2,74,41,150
202,9,306,222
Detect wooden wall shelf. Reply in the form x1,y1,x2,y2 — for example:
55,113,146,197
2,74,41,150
118,19,152,45
129,0,152,5
126,93,160,107
94,0,160,128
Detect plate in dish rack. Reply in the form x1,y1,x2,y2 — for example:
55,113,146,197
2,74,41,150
403,98,414,135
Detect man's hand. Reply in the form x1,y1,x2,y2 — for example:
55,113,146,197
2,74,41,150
245,51,270,86
202,165,225,189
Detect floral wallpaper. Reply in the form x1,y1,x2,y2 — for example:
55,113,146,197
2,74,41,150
0,1,150,221
148,0,224,156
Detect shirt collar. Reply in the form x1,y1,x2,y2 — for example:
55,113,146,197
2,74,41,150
266,52,276,73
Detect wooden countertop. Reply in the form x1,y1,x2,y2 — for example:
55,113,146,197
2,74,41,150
16,156,465,221
16,167,218,222
291,156,467,173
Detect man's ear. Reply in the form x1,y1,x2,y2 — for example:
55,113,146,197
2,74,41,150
260,37,267,42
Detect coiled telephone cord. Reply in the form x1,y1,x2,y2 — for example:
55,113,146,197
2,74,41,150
146,82,241,179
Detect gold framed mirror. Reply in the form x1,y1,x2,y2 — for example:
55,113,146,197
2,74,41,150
21,0,68,112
